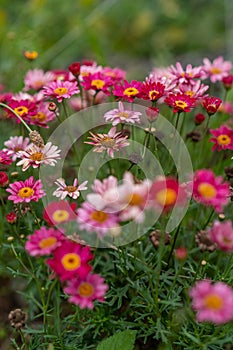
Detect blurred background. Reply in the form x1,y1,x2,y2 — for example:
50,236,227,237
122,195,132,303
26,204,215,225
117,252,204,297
0,0,232,91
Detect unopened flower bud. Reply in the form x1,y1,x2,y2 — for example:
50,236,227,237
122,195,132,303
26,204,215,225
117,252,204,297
29,130,44,148
48,102,58,112
8,309,27,329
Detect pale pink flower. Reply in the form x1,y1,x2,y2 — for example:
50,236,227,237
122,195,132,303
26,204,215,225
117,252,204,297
175,80,209,99
42,80,79,103
3,136,31,161
24,68,55,91
64,273,108,309
53,178,88,200
6,176,45,203
26,102,56,127
208,220,233,253
16,142,61,171
169,62,204,85
104,101,141,126
202,56,232,83
85,126,129,158
189,280,233,324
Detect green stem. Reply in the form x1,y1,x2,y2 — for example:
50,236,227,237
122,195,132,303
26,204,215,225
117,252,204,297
166,224,181,266
0,102,32,133
202,208,215,230
18,329,30,350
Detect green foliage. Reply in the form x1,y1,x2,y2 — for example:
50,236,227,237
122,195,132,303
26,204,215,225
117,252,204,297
97,329,137,350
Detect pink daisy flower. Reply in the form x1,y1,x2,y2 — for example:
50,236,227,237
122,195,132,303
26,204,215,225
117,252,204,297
81,72,112,94
3,136,31,162
175,80,209,99
42,80,79,103
139,80,166,102
202,56,232,83
189,280,233,324
24,68,55,91
218,101,233,116
102,66,126,82
46,240,93,281
26,102,56,127
64,273,108,309
6,176,45,204
16,142,61,171
53,178,88,200
202,96,222,116
25,226,66,257
208,220,233,253
77,201,119,238
169,62,203,85
43,201,77,226
222,74,233,90
192,169,230,212
0,171,9,187
112,80,142,102
85,126,129,158
164,93,196,113
6,99,37,122
209,125,233,151
0,150,12,165
103,101,141,126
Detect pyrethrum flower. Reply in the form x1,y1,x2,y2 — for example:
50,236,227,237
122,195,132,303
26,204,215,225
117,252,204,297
3,136,31,161
208,220,233,253
103,101,141,126
209,125,233,151
0,150,12,165
203,56,232,83
164,93,196,113
16,142,61,171
189,280,233,324
192,169,230,212
6,176,45,203
112,80,142,102
85,126,129,158
43,200,77,226
24,69,55,91
53,178,88,200
140,80,166,102
25,226,65,256
64,273,108,309
202,96,222,115
46,240,93,281
169,62,203,85
0,172,9,187
42,80,79,103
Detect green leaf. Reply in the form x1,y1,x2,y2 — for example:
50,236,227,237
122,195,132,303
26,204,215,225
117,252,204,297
97,330,137,350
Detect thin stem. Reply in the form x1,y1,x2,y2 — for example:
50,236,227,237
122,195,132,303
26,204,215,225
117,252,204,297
202,208,215,230
167,224,181,266
0,102,32,133
18,329,30,350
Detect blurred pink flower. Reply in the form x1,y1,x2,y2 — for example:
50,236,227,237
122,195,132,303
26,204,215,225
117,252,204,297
209,125,233,151
24,68,55,91
203,56,232,83
208,220,233,253
3,136,31,161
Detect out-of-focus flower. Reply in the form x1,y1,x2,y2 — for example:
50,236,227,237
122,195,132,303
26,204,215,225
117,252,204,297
174,247,188,261
209,125,233,151
176,80,209,99
43,200,77,226
222,74,233,90
24,69,55,91
3,136,31,161
202,96,222,116
6,176,45,204
0,171,9,187
194,113,206,125
169,62,203,85
208,220,233,253
202,56,232,83
53,178,88,200
104,101,141,126
5,212,17,224
23,50,38,60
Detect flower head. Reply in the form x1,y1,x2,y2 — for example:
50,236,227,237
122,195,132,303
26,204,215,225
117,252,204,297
208,220,233,253
64,273,108,309
164,93,196,113
3,136,31,161
169,62,203,85
192,169,230,212
46,240,93,281
42,80,79,103
53,178,88,200
189,280,233,324
209,125,233,151
104,102,141,126
24,69,55,91
112,80,142,102
202,96,222,116
43,200,77,226
0,171,9,187
140,80,166,102
6,176,45,204
6,99,37,122
81,72,112,94
203,56,232,83
0,150,12,166
5,212,17,224
85,126,129,158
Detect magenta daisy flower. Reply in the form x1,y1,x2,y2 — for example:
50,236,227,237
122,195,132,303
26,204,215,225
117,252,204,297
169,62,203,85
140,80,166,102
209,125,233,151
6,176,46,204
164,93,196,113
25,226,66,256
103,101,141,126
3,136,31,161
53,178,88,200
0,172,9,187
6,99,37,122
202,96,222,116
43,201,77,226
203,56,232,83
192,169,230,212
42,80,79,103
26,102,56,127
0,150,12,166
176,80,209,99
24,68,55,91
112,80,142,102
208,220,233,253
189,280,233,324
222,74,233,90
102,66,126,82
16,142,61,171
64,273,108,309
81,72,112,94
77,201,119,238
46,240,93,281
85,126,129,158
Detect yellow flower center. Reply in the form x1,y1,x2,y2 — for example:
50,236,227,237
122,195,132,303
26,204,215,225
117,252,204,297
90,210,109,223
14,106,29,116
30,152,45,161
198,183,216,199
204,293,223,310
18,187,34,198
31,112,47,122
210,67,222,75
64,185,77,193
54,87,68,95
101,137,115,148
118,111,130,119
175,100,188,109
217,134,231,145
39,236,57,249
33,80,44,89
156,188,177,206
91,79,105,90
123,87,139,97
52,210,69,223
149,90,160,100
78,282,94,297
185,90,194,97
127,193,144,206
61,253,81,270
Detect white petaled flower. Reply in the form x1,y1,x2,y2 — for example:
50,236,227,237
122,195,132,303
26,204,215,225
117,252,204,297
16,142,61,171
3,136,32,161
53,178,88,200
104,101,142,126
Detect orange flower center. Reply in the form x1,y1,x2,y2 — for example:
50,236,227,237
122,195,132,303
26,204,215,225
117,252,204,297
127,193,144,206
210,67,222,75
185,90,194,97
149,90,159,100
118,111,130,119
78,282,94,297
32,112,47,122
64,185,77,193
175,100,188,109
14,106,29,116
91,79,105,90
101,137,115,148
204,293,223,310
39,236,57,249
198,183,216,199
52,210,69,223
155,188,177,206
217,134,231,145
90,210,109,223
123,87,139,97
30,152,45,161
18,187,34,198
54,87,68,95
61,253,81,270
